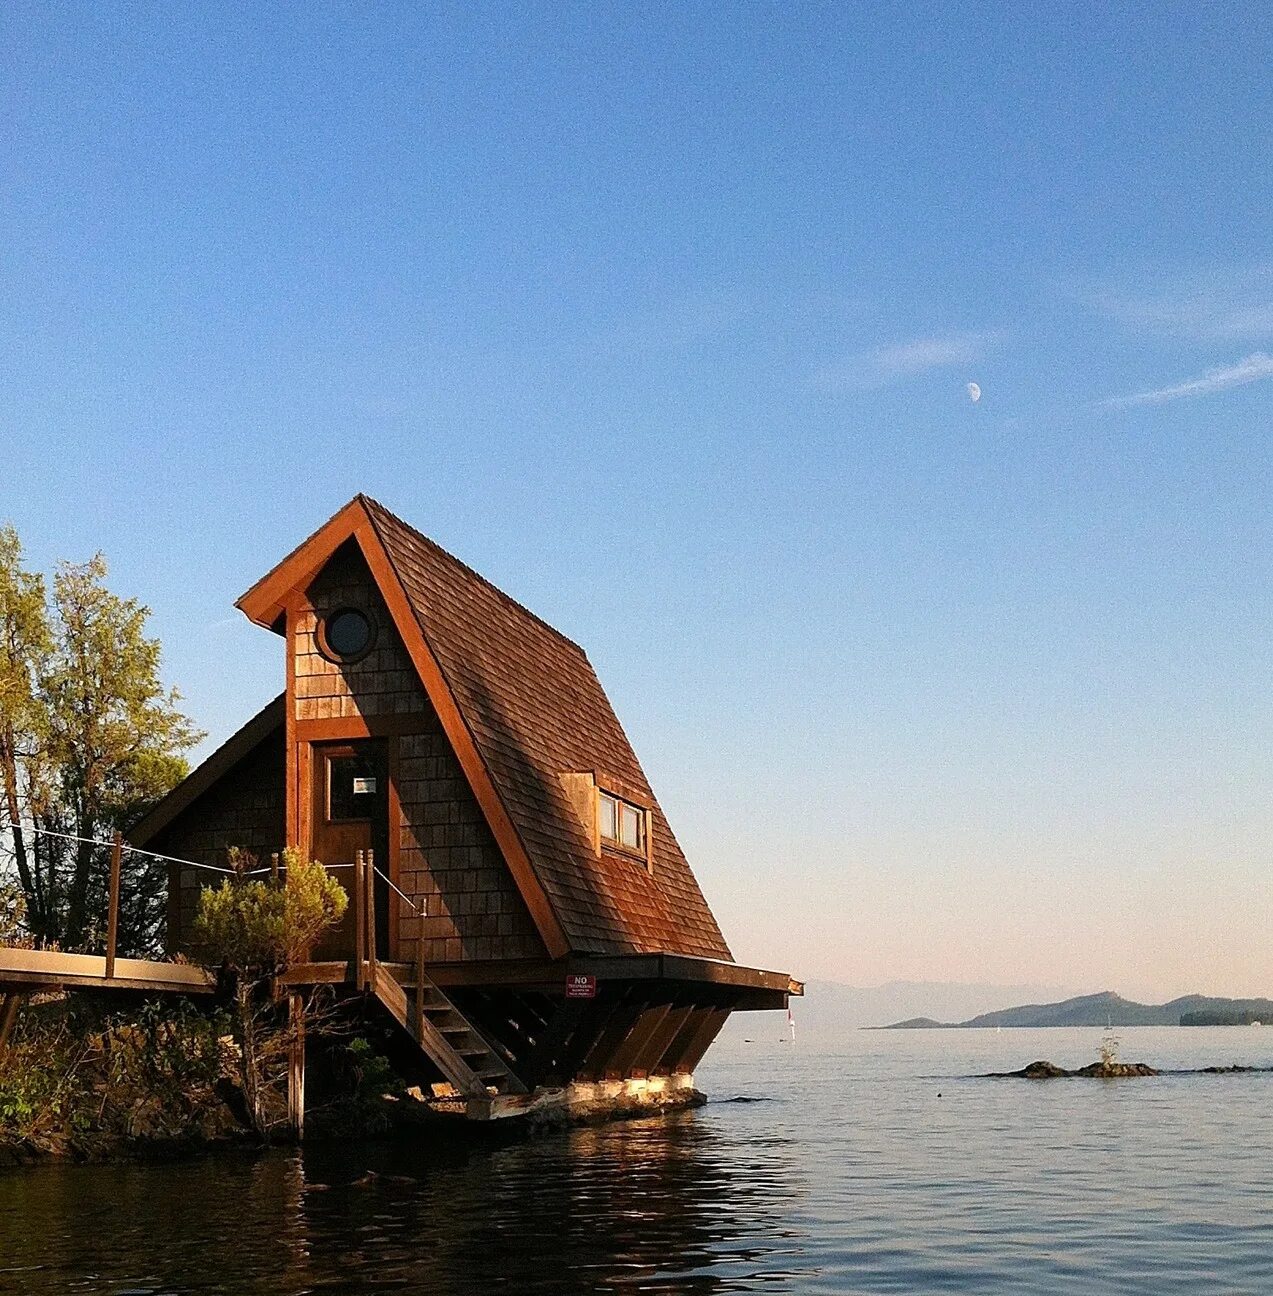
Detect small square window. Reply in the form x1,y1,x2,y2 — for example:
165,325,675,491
598,788,646,861
620,802,642,850
328,755,379,821
598,793,618,842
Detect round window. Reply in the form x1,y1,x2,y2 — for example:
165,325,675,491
319,608,375,662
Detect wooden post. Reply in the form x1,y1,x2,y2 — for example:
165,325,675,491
415,909,426,1040
353,850,365,987
364,848,377,985
105,831,123,980
271,851,280,885
287,992,305,1141
0,993,22,1060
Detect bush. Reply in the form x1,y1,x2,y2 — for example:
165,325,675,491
189,847,348,1140
0,997,232,1156
191,846,347,973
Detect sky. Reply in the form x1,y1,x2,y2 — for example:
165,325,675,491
2,4,1270,1001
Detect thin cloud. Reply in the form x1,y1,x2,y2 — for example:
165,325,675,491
1097,295,1273,342
1105,352,1273,408
1084,265,1273,343
816,330,997,392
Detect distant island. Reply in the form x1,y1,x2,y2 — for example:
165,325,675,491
875,990,1273,1030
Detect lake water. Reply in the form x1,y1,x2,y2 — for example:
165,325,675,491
3,1023,1273,1294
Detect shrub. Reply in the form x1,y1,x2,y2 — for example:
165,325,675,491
191,846,347,973
189,847,347,1139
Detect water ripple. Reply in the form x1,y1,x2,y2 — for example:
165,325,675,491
2,1027,1272,1293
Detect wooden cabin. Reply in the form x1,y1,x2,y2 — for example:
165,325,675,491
132,496,800,1119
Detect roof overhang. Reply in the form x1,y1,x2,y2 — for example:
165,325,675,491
130,694,285,848
236,496,373,631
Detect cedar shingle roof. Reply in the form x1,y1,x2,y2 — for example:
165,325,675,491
361,498,731,960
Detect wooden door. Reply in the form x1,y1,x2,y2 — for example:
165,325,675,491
309,740,390,960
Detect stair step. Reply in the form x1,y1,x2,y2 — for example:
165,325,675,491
370,964,527,1097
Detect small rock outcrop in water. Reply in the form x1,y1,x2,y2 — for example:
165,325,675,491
990,1059,1160,1078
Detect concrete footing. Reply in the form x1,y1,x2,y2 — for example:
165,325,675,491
468,1072,705,1124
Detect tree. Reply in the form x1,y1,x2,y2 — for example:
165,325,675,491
191,848,347,1137
0,526,53,936
0,531,201,951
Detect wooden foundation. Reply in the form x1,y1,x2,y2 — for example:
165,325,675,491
287,992,306,1141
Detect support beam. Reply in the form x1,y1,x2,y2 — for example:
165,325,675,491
519,999,590,1087
575,990,643,1082
672,1006,731,1075
0,992,22,1058
634,1002,696,1077
105,831,123,981
603,1000,673,1080
287,993,306,1141
657,1003,719,1075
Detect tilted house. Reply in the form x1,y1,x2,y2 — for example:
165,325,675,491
132,496,799,1116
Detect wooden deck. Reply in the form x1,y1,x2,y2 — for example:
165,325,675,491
0,946,214,995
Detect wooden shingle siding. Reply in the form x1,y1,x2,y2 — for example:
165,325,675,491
298,541,544,964
293,541,421,721
153,728,286,951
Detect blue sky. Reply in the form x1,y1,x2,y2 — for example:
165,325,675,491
3,4,1270,998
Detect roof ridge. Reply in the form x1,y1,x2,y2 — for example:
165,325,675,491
358,495,589,657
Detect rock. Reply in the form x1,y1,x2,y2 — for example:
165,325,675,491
985,1059,1158,1078
1072,1061,1158,1077
1019,1060,1069,1078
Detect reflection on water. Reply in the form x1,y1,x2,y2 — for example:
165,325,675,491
4,1026,1273,1294
0,1112,807,1295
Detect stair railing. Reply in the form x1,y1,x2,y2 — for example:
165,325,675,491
353,848,427,1037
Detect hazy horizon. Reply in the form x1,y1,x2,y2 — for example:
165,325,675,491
3,6,1269,1003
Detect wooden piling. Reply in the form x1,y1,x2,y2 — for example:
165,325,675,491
415,909,426,1039
287,992,305,1141
0,993,22,1059
353,849,365,987
105,831,123,981
364,848,377,984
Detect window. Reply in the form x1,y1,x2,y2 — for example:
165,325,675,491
328,754,379,821
599,790,645,854
318,607,375,663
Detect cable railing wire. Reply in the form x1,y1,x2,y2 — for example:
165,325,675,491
5,823,419,908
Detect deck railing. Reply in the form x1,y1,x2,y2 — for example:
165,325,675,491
2,824,426,1014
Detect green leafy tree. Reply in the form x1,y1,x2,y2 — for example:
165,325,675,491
0,531,201,951
45,554,202,946
0,526,52,933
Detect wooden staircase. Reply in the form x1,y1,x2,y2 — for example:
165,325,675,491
350,849,526,1100
371,964,527,1098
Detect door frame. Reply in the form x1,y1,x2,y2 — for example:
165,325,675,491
305,735,400,962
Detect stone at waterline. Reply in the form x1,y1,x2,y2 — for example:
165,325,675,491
987,1060,1160,1078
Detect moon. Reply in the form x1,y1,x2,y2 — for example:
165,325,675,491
967,382,981,403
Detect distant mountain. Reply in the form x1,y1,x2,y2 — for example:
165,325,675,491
878,991,1273,1029
788,980,1076,1030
